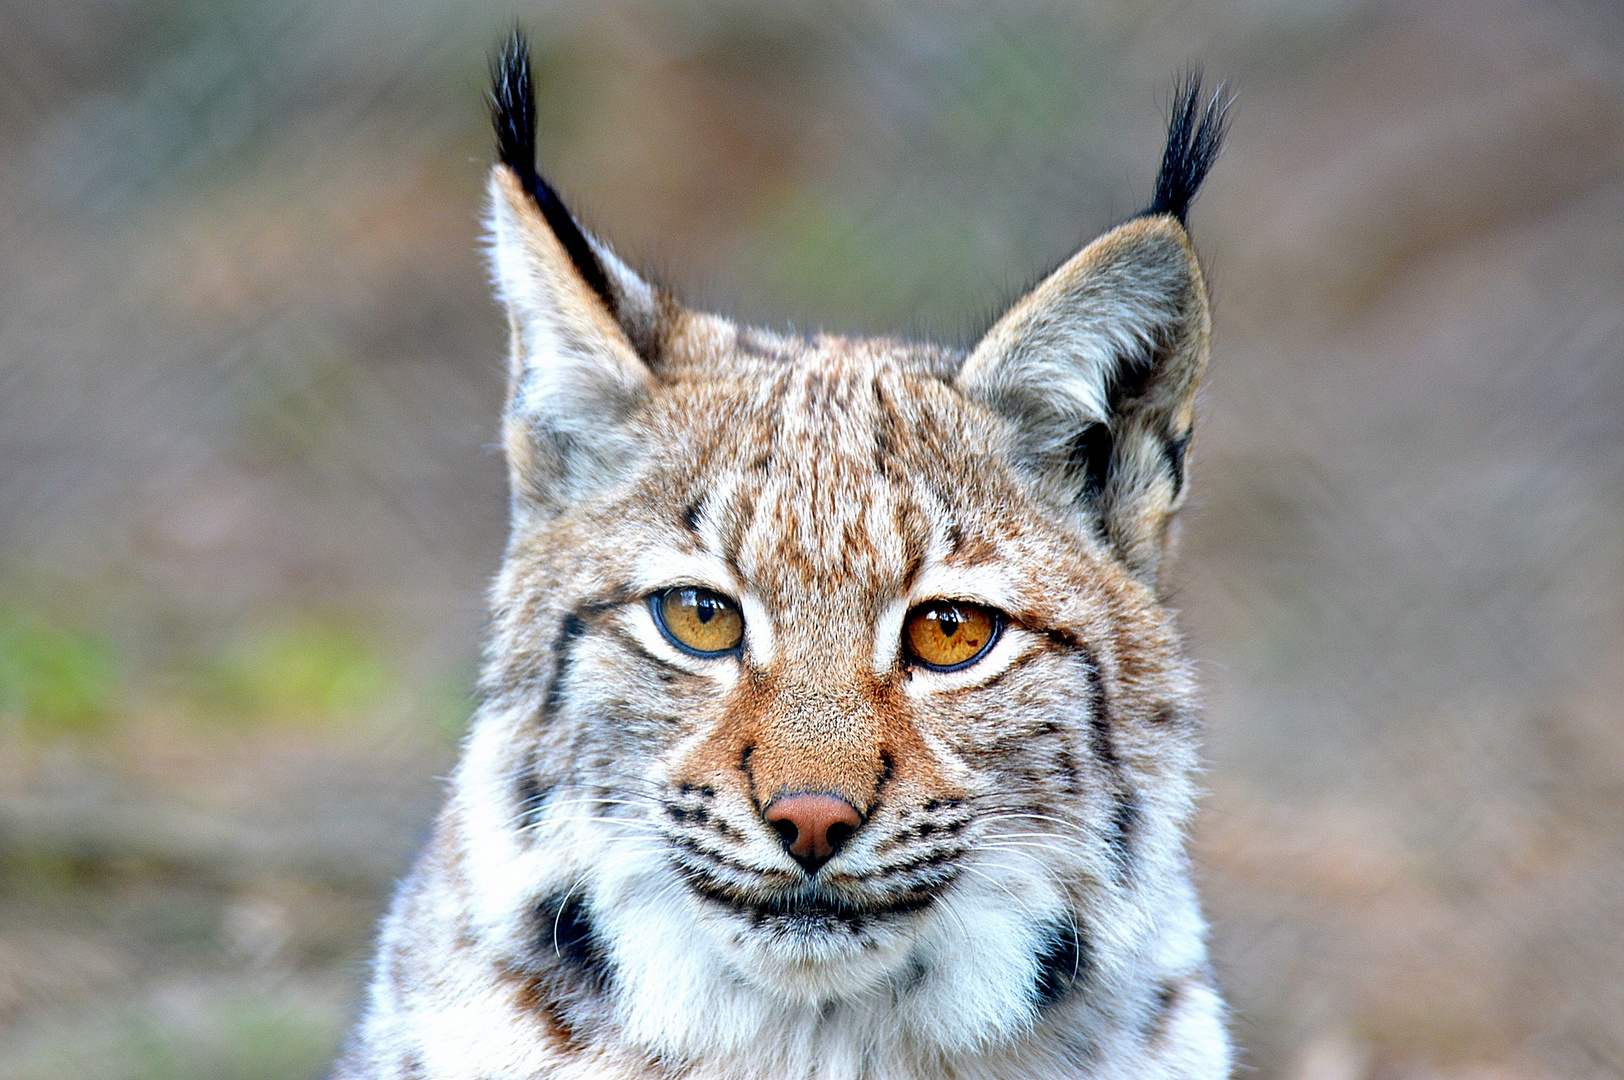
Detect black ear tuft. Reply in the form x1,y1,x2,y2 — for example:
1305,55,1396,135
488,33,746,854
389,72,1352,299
1144,70,1231,225
490,29,616,312
492,29,538,195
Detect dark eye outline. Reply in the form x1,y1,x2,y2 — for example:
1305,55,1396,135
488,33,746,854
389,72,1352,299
901,600,1005,673
649,587,745,659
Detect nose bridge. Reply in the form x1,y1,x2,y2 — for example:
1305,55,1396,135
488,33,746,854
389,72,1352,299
748,668,887,812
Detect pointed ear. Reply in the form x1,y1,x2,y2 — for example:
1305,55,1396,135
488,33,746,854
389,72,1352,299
959,72,1227,584
486,32,671,517
956,215,1211,582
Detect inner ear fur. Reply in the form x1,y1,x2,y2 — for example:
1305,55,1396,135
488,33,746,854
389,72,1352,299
956,214,1211,584
487,165,666,518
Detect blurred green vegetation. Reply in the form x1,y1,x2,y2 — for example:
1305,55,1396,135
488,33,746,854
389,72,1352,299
0,607,118,736
188,618,389,726
3,987,342,1080
0,602,404,734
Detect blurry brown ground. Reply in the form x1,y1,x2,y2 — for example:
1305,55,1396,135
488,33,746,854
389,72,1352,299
2,1,1622,1077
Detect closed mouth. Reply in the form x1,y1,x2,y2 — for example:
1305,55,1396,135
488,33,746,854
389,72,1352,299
675,863,950,929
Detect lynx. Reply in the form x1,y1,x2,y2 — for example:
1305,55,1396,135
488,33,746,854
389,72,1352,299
335,32,1231,1080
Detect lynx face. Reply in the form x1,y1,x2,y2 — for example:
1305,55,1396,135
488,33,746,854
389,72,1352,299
336,36,1230,1080
485,301,1200,1012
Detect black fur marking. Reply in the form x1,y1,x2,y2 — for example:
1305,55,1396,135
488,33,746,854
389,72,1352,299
1032,920,1091,1009
893,955,930,1002
682,498,705,535
1077,645,1121,777
1107,789,1141,878
1067,344,1160,506
516,766,551,832
532,891,613,994
1071,422,1114,503
1165,428,1193,497
1144,70,1230,225
1140,977,1186,1045
544,611,591,720
679,866,944,924
1105,347,1159,409
491,30,616,314
610,623,698,680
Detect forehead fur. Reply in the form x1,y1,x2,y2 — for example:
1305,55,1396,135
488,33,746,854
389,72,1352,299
537,312,1098,604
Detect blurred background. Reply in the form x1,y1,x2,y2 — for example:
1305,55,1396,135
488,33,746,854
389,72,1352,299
1,0,1621,1077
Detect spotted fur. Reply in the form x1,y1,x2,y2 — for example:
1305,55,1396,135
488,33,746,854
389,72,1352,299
333,33,1230,1080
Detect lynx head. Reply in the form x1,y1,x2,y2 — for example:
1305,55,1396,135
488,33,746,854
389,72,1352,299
458,32,1227,1070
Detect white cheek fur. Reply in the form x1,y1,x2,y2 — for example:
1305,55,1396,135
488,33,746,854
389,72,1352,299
738,592,777,666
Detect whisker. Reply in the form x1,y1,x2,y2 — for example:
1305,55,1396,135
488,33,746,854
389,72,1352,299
953,864,1046,922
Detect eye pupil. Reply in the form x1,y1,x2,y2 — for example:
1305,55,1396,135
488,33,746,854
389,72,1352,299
939,612,960,637
696,602,715,624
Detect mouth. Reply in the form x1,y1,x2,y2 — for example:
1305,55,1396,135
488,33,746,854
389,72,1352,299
674,860,954,931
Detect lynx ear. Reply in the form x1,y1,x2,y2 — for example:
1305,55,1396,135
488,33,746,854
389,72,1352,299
958,75,1225,584
957,217,1210,582
486,32,668,516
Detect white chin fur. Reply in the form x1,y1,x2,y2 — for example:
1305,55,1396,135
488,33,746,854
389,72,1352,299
705,907,917,1004
591,846,1061,1063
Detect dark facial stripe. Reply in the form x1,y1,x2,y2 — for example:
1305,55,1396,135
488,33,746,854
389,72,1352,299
1032,919,1091,1010
515,765,551,833
1140,976,1189,1046
604,623,702,681
1077,643,1121,777
1106,788,1141,880
682,496,706,535
891,955,930,1003
544,611,590,720
1075,645,1147,884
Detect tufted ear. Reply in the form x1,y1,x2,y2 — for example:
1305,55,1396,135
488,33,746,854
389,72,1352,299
486,32,671,518
956,217,1209,582
957,76,1226,584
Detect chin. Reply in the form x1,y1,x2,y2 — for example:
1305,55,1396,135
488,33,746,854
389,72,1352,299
716,897,927,1003
665,865,933,998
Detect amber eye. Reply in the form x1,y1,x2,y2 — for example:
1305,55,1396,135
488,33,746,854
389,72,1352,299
903,600,1002,671
652,587,744,657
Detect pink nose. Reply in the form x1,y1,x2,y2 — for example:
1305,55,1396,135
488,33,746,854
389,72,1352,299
764,793,863,873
